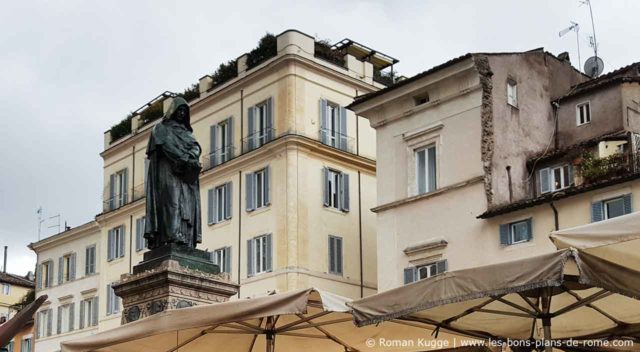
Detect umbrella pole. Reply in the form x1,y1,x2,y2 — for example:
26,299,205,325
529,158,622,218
541,288,552,352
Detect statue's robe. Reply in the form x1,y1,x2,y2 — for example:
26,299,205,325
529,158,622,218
144,105,202,249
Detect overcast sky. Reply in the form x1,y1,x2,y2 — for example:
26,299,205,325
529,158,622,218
1,0,639,275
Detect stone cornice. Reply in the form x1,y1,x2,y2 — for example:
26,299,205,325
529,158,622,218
29,221,100,252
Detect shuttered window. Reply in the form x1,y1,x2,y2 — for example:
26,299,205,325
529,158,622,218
592,194,632,222
36,309,52,338
57,303,74,334
85,245,96,275
247,98,274,151
210,247,232,274
59,253,76,283
20,338,31,352
108,168,128,210
328,236,343,275
106,283,120,315
79,296,99,329
208,182,233,224
209,117,235,167
107,225,126,261
539,164,573,194
404,260,447,284
246,167,270,212
319,99,349,151
416,145,437,195
499,218,533,246
40,260,53,288
247,234,272,277
322,168,350,212
135,217,147,251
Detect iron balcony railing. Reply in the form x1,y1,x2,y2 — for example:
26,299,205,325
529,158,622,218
319,128,354,153
132,183,145,202
202,146,236,171
242,128,276,152
103,184,145,213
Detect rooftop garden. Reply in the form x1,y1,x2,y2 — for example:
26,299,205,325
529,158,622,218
211,60,238,89
314,40,345,67
246,33,277,70
374,68,401,86
579,151,633,183
109,112,135,142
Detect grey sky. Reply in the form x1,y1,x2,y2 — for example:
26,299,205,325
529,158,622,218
1,0,639,275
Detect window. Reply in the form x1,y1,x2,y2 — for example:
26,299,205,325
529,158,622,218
85,245,96,275
211,247,232,274
404,260,447,284
499,218,533,246
36,309,52,338
319,99,348,151
6,340,13,352
246,167,270,211
247,234,272,277
20,338,32,352
247,98,274,151
1,283,10,295
108,169,128,210
328,236,343,275
40,260,53,289
209,117,234,167
208,182,232,224
79,297,98,329
413,93,430,106
323,168,350,212
592,194,632,222
57,303,74,334
507,79,518,107
135,217,147,252
539,164,573,194
107,226,125,261
416,145,437,194
576,102,591,125
106,283,121,315
59,253,76,284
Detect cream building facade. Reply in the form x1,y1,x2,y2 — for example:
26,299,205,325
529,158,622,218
30,30,389,350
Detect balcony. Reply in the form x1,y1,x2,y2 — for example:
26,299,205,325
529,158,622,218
319,128,355,153
579,151,640,185
242,128,275,153
202,146,236,171
102,191,128,213
133,183,145,202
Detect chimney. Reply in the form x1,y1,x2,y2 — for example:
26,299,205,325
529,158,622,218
3,246,7,273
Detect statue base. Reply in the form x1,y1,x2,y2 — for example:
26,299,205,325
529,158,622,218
113,245,239,324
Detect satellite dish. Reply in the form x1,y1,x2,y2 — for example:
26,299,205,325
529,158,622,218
584,56,604,78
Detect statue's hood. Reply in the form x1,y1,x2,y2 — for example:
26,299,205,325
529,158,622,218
162,97,192,131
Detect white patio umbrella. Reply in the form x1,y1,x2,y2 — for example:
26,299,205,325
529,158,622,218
349,249,640,352
550,211,640,271
61,288,480,352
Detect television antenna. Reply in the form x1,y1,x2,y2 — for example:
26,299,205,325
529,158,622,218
580,0,604,77
559,21,581,70
37,207,45,240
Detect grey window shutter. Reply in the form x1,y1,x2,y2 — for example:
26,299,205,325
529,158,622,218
247,106,255,150
58,257,63,284
436,260,448,274
336,237,343,274
623,193,633,214
69,303,75,331
210,124,218,167
47,262,53,287
144,158,149,187
339,106,348,151
46,309,52,336
227,117,235,159
225,247,232,274
266,97,274,141
92,297,99,326
69,253,76,281
328,236,335,273
35,312,40,338
107,229,114,261
106,285,112,315
118,226,125,258
319,99,328,144
266,234,273,272
246,173,255,211
323,168,330,207
79,301,85,329
499,224,511,245
135,218,141,251
526,218,533,241
36,264,42,289
264,167,271,205
85,247,90,275
207,188,215,224
539,168,550,194
109,174,116,210
247,239,254,277
591,201,604,222
427,147,437,192
404,267,416,284
57,306,62,334
122,168,129,203
341,173,350,212
225,183,232,220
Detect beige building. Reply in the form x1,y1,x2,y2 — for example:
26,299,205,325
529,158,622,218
30,29,392,349
0,270,35,352
348,51,640,291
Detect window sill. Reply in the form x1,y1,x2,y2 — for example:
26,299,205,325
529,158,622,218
322,206,349,215
208,218,232,228
246,205,271,217
502,240,535,251
107,257,126,265
577,121,591,127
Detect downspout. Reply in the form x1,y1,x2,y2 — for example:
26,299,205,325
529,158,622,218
130,145,135,274
358,171,364,298
552,102,560,150
129,215,133,274
237,170,242,298
550,201,559,231
355,90,360,156
240,89,244,154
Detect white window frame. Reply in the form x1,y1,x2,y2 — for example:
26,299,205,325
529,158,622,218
507,79,518,107
215,184,227,222
106,283,120,315
251,235,270,275
212,247,231,273
42,261,52,288
417,262,439,280
113,226,124,258
21,337,32,352
82,297,96,328
60,304,72,334
416,145,437,195
576,101,591,126
326,102,340,148
256,102,269,146
604,196,626,220
254,168,268,209
62,254,72,283
510,220,530,244
327,169,342,209
37,309,50,338
218,119,232,162
115,170,127,207
2,283,10,295
85,245,96,275
551,164,571,191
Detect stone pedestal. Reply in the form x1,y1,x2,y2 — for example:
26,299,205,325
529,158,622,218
113,245,239,324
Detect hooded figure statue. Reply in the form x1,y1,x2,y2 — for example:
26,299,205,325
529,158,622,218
144,97,202,249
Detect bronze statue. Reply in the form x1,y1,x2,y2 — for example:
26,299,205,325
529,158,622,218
144,97,202,249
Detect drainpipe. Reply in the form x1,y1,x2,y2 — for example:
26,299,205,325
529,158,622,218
358,171,364,298
240,89,244,154
552,102,560,150
550,202,559,231
237,170,242,298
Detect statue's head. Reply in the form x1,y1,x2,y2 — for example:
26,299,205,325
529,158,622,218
163,97,192,131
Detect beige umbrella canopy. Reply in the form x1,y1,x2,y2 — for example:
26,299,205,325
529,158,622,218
550,211,640,271
349,249,640,352
61,288,476,352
